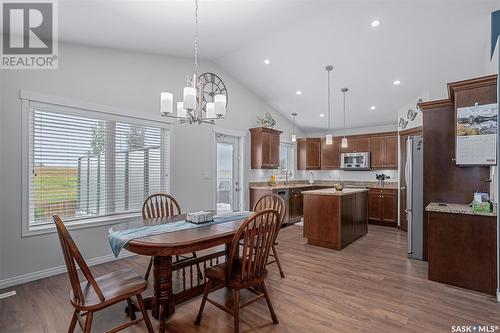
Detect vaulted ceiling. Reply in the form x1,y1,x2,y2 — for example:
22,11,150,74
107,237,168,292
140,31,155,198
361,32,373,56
59,0,498,132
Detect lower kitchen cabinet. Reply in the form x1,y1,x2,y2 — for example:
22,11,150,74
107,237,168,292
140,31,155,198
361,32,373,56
428,211,497,295
250,186,316,224
368,188,397,226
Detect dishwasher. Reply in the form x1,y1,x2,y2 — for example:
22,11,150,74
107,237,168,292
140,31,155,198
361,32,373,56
274,189,290,225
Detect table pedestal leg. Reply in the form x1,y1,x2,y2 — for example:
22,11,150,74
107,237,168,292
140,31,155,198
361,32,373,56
151,256,175,333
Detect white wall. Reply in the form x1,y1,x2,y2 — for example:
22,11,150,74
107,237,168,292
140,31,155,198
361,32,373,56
0,43,303,285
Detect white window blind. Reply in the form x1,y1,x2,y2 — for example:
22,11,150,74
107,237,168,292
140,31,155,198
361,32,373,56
29,105,169,227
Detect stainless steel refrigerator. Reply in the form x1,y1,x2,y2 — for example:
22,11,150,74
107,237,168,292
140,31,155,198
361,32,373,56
405,135,423,260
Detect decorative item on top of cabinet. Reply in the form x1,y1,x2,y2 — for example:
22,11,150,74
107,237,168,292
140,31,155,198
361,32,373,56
256,112,276,128
370,133,398,169
250,127,282,169
368,188,397,226
297,138,322,170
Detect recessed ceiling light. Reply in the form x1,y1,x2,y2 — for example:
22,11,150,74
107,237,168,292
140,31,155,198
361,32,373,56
263,59,270,65
393,80,401,86
296,90,302,95
370,106,376,110
320,113,325,118
371,20,380,27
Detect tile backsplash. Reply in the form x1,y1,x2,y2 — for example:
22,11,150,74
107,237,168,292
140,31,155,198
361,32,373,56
248,169,398,183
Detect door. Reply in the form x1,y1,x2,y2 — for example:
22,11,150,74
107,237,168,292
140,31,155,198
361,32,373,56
355,137,371,152
381,194,397,224
370,136,385,168
216,134,240,212
368,192,382,221
384,135,398,168
306,139,322,169
321,137,340,169
261,132,271,167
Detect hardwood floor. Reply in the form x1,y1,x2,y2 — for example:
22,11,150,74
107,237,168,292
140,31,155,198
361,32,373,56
1,225,499,333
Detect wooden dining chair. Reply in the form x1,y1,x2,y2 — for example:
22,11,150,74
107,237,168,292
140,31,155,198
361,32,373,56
142,193,202,281
195,209,281,333
53,215,154,333
252,194,286,278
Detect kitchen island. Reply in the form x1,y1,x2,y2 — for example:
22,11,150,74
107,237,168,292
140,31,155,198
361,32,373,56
303,188,368,250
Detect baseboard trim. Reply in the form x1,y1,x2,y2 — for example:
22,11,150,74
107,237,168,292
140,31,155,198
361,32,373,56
0,251,137,290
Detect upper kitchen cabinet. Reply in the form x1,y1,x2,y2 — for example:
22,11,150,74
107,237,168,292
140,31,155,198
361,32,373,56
250,127,283,169
370,133,398,169
341,136,371,153
321,137,340,169
297,138,322,170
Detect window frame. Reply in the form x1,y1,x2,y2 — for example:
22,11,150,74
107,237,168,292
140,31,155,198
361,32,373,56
21,91,173,237
277,141,295,179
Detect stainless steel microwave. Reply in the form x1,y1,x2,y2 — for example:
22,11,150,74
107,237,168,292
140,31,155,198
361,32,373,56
340,152,371,170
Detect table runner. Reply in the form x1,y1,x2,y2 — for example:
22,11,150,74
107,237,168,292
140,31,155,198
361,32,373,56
108,211,252,257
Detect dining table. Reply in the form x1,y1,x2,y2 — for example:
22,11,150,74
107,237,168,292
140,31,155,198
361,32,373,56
108,212,250,333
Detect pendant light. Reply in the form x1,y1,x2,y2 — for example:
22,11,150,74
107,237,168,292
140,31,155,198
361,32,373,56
325,65,333,145
341,87,349,148
291,112,297,142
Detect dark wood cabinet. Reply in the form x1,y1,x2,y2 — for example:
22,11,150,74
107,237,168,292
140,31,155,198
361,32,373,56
340,136,371,153
370,136,385,168
297,138,321,170
355,137,371,152
420,75,496,260
250,127,282,169
384,135,398,168
370,134,398,169
321,137,340,169
368,188,397,226
428,211,497,295
297,132,398,170
303,191,368,250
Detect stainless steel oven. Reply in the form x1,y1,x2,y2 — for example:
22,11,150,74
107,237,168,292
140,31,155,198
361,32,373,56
340,152,371,170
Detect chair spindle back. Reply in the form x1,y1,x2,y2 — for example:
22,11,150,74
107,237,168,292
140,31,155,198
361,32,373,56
227,209,280,283
53,215,104,305
142,193,181,219
252,194,286,227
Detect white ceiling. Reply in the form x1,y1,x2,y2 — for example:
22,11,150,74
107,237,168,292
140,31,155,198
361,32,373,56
59,0,499,132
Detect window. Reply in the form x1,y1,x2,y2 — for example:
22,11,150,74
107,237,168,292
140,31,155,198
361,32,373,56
278,143,295,177
25,101,170,230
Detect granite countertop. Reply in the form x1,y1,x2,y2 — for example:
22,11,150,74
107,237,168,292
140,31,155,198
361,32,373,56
249,180,398,190
302,188,369,196
425,202,497,217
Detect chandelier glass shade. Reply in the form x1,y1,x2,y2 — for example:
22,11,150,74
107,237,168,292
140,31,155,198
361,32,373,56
159,0,226,124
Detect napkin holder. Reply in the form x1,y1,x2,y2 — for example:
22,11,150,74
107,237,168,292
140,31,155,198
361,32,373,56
186,211,214,224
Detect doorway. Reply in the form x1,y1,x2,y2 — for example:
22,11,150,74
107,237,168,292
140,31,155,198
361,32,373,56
215,133,241,212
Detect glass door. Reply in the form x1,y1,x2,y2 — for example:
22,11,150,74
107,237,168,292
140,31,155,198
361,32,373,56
215,134,240,212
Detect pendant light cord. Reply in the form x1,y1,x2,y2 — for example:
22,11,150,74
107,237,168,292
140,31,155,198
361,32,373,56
343,90,346,130
193,0,199,76
327,70,331,130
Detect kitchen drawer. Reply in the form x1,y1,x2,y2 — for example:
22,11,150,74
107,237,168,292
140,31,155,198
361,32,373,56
369,188,397,195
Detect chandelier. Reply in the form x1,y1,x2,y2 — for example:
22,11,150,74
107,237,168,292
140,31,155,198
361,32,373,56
159,0,227,124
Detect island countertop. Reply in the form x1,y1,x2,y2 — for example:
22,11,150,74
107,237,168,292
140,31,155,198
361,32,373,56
302,188,369,196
